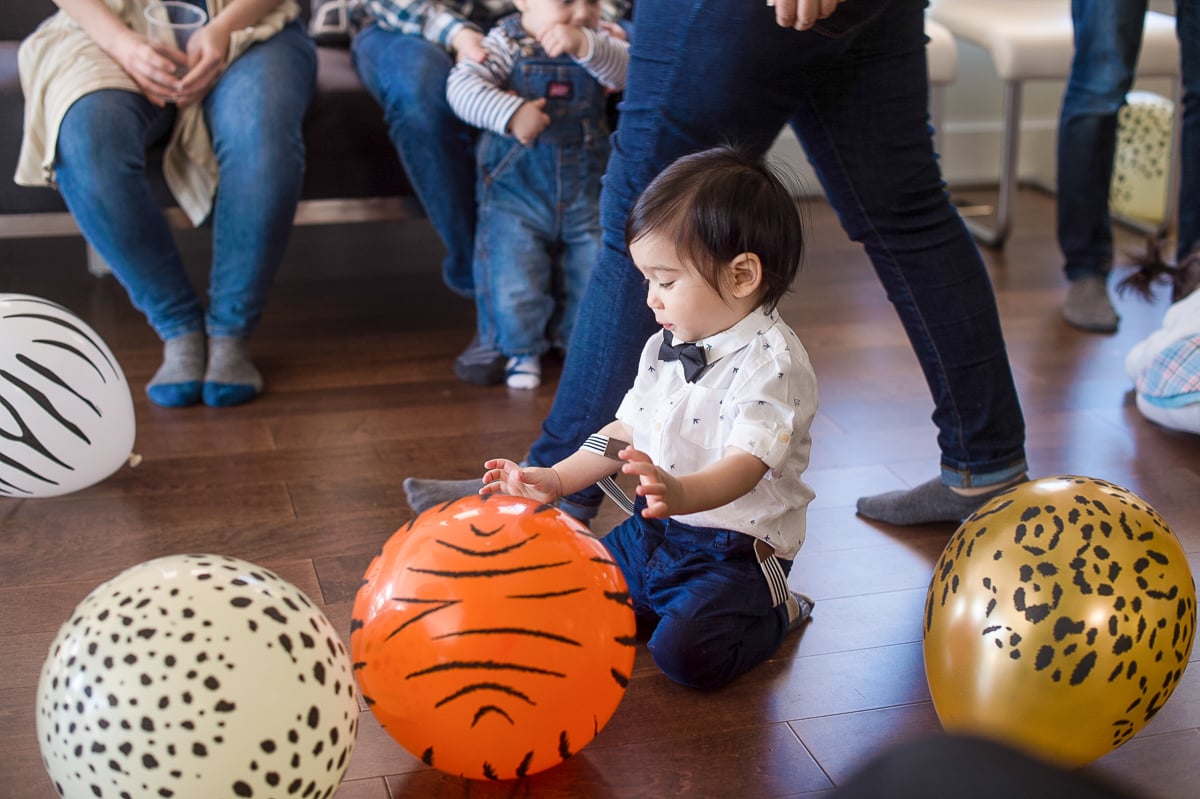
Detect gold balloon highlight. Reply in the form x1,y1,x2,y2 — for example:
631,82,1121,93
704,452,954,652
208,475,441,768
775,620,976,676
923,475,1195,768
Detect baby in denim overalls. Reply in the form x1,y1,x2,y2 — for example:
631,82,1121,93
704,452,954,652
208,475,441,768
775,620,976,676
446,0,629,389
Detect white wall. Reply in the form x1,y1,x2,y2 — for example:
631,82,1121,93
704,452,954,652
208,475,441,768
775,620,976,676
769,0,1178,197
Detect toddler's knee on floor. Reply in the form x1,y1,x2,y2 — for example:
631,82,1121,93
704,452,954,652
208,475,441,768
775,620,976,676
649,631,734,691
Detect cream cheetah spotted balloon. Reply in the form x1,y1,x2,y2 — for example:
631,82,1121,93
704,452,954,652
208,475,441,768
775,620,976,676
37,554,359,798
924,476,1196,768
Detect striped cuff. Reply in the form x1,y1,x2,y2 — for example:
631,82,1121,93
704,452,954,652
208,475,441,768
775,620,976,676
581,434,630,459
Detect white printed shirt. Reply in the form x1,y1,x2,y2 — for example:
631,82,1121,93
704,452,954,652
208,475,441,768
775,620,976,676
614,308,819,559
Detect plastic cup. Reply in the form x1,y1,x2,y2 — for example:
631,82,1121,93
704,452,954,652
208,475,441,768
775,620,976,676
144,1,207,54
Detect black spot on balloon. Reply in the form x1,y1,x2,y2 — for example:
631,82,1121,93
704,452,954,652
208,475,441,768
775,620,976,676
1069,650,1098,686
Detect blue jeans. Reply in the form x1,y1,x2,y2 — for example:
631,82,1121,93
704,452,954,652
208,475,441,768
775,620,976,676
474,128,607,356
54,21,316,341
473,31,610,357
1058,0,1200,278
529,0,1028,516
351,23,477,298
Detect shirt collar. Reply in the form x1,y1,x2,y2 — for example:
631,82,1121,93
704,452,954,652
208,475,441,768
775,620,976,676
691,307,780,365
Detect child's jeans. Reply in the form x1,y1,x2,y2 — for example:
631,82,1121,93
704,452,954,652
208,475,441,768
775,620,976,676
472,48,611,358
600,499,794,690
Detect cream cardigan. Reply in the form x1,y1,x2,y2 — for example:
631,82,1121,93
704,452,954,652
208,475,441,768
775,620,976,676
15,0,300,226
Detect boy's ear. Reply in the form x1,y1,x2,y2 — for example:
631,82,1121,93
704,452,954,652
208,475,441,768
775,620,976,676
727,252,763,299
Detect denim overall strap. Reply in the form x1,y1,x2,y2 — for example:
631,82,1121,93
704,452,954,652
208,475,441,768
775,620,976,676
502,17,610,143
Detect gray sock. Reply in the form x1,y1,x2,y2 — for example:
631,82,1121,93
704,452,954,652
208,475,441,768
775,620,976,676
202,336,263,407
856,477,1017,526
146,331,205,407
403,477,482,514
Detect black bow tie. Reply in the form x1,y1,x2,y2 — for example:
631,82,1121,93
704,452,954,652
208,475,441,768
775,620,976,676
658,331,707,382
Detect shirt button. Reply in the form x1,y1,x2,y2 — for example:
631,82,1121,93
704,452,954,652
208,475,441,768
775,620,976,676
780,433,791,442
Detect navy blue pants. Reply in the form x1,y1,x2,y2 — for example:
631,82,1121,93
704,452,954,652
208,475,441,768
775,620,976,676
601,500,793,690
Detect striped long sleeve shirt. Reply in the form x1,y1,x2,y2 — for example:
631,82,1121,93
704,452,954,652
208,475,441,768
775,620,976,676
445,21,629,137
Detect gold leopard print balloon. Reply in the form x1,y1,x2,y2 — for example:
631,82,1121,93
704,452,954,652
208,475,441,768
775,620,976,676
924,475,1196,768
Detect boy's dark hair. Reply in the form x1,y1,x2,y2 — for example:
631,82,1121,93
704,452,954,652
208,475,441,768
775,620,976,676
624,145,804,311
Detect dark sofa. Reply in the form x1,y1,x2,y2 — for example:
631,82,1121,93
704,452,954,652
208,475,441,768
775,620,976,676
0,1,421,251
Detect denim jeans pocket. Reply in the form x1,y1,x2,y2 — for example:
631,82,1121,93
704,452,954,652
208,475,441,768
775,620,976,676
477,132,524,186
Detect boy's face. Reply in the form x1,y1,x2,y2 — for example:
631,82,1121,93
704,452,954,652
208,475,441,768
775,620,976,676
517,0,601,37
630,233,744,344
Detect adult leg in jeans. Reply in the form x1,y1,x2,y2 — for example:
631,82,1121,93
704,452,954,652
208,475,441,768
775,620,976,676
788,2,1027,521
406,0,1027,525
202,20,316,407
352,24,504,384
1056,0,1147,333
548,0,1025,523
55,89,208,408
1175,0,1200,262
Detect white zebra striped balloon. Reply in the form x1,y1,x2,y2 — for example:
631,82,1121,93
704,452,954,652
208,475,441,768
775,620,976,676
0,294,135,498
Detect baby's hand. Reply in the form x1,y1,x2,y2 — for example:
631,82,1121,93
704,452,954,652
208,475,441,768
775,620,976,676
507,98,550,145
598,21,627,42
619,446,681,519
481,459,562,504
452,28,487,63
540,23,588,58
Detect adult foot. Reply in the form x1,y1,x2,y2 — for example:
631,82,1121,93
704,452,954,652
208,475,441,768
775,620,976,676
454,336,506,385
146,331,205,408
202,336,263,407
1062,275,1119,333
856,477,1023,526
403,477,482,514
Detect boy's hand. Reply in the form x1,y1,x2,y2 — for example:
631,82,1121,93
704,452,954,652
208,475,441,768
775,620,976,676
598,20,627,42
507,98,550,145
539,23,587,58
481,459,563,504
619,446,682,519
452,28,487,63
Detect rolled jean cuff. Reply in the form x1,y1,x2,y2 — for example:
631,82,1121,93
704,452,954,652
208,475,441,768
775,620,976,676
940,459,1028,490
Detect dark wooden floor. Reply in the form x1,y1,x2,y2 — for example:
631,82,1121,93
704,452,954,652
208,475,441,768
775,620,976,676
3,188,1198,798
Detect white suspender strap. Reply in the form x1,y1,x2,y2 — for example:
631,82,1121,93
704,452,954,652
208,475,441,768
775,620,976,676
598,475,636,516
754,538,795,613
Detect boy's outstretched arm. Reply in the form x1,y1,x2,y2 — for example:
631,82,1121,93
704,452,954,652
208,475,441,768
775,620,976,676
480,420,634,502
620,446,768,519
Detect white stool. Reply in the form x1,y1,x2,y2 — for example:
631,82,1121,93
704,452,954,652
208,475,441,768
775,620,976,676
930,0,1180,248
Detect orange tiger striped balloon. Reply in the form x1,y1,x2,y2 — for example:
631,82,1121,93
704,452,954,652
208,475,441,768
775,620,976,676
350,494,637,780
